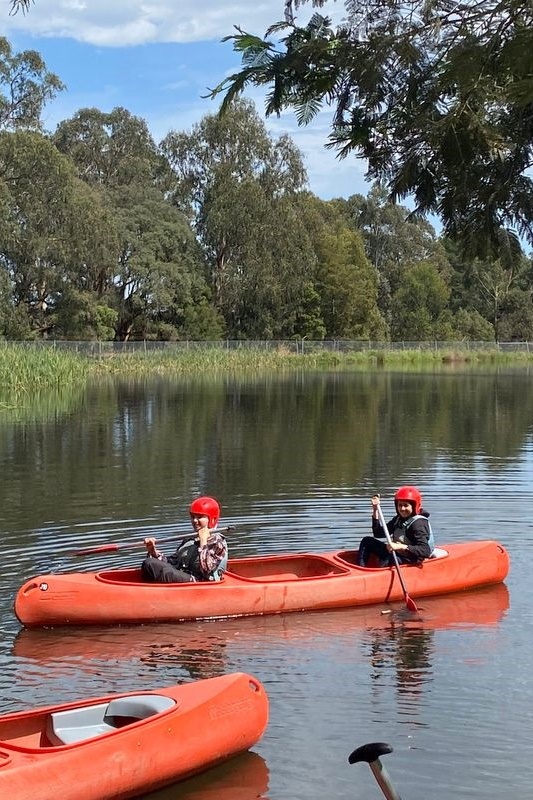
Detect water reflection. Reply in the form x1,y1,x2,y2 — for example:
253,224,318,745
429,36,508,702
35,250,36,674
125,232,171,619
0,369,528,800
139,641,228,681
11,585,508,690
353,585,509,720
144,751,269,800
2,369,533,544
368,623,434,711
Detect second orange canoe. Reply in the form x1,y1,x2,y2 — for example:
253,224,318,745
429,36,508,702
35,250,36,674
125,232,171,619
0,672,269,800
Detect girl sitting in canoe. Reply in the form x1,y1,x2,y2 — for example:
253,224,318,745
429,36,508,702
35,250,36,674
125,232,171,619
141,496,228,583
356,486,433,568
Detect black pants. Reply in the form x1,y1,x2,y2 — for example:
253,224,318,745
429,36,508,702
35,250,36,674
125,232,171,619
356,537,413,567
141,558,194,583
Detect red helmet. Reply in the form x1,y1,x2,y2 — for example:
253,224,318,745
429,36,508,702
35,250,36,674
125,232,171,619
394,486,422,514
189,496,220,528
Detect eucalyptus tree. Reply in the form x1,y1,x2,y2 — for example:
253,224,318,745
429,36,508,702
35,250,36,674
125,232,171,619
316,223,386,338
496,290,533,341
467,256,533,341
161,98,318,338
340,187,445,282
53,287,118,340
211,0,533,257
0,36,63,130
300,194,386,338
389,261,454,341
53,106,213,339
0,130,116,337
53,107,167,188
329,185,449,331
444,233,532,340
452,308,495,342
109,185,215,341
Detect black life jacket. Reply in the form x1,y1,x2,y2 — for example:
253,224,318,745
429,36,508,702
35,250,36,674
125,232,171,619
392,513,435,553
168,536,202,580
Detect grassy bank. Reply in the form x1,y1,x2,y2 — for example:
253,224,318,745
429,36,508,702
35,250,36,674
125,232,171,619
0,344,90,395
1,343,532,399
91,346,533,375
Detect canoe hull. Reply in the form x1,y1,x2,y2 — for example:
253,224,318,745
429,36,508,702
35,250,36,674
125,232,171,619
14,540,510,627
0,673,268,800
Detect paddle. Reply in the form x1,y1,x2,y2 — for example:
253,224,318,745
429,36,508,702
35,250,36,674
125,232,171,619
375,499,419,614
348,742,402,800
73,526,236,556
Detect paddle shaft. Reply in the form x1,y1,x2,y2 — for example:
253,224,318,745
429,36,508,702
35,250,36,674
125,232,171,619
73,526,235,556
369,759,403,800
376,502,419,613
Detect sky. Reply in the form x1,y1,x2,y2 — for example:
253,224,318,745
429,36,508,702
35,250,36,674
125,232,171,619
1,0,370,201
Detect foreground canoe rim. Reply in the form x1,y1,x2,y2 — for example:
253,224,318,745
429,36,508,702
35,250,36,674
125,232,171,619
0,672,269,800
14,540,510,627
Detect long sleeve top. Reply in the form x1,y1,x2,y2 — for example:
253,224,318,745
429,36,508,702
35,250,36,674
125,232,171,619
166,531,228,580
372,511,432,562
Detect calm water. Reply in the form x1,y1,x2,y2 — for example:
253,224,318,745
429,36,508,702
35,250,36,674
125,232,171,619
1,368,533,799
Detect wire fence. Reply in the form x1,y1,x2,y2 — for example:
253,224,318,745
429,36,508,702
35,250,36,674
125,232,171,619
1,339,532,356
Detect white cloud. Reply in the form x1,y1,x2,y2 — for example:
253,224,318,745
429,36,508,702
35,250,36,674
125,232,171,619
2,0,368,199
3,0,343,46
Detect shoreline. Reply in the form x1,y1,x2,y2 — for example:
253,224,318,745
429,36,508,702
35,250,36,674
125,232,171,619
1,342,533,397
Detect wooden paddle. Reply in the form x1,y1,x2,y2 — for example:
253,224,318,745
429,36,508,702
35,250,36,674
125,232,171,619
73,526,235,556
348,742,402,800
376,499,419,613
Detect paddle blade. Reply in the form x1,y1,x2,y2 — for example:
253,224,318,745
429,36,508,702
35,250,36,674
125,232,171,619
405,593,419,613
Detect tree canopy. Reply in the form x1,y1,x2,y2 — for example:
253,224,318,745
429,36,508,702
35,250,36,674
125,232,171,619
0,24,531,343
0,36,63,129
211,0,533,257
161,98,319,338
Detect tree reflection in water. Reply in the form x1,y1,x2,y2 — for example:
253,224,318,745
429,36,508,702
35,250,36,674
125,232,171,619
367,615,434,709
139,640,228,681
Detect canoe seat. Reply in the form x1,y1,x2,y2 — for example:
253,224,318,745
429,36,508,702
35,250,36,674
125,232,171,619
430,548,448,559
47,694,176,746
104,694,175,722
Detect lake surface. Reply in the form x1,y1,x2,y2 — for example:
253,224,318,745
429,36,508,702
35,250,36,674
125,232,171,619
1,367,532,799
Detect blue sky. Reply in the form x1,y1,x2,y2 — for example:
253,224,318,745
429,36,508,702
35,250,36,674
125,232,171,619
2,0,369,200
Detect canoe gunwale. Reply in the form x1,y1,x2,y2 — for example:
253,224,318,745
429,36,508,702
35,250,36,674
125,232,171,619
92,548,455,587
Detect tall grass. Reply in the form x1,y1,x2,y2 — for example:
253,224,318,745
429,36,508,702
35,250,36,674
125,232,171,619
310,348,533,367
90,346,531,375
91,347,305,375
0,343,90,400
1,343,533,404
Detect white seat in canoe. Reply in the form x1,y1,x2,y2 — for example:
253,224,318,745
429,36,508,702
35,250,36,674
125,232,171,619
105,694,175,719
430,548,449,559
47,694,175,745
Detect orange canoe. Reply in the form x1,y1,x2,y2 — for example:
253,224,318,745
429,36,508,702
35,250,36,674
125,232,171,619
14,540,509,627
0,672,268,800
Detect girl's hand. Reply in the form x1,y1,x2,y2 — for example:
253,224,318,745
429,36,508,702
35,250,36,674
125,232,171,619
388,542,408,553
144,537,158,556
197,520,211,546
